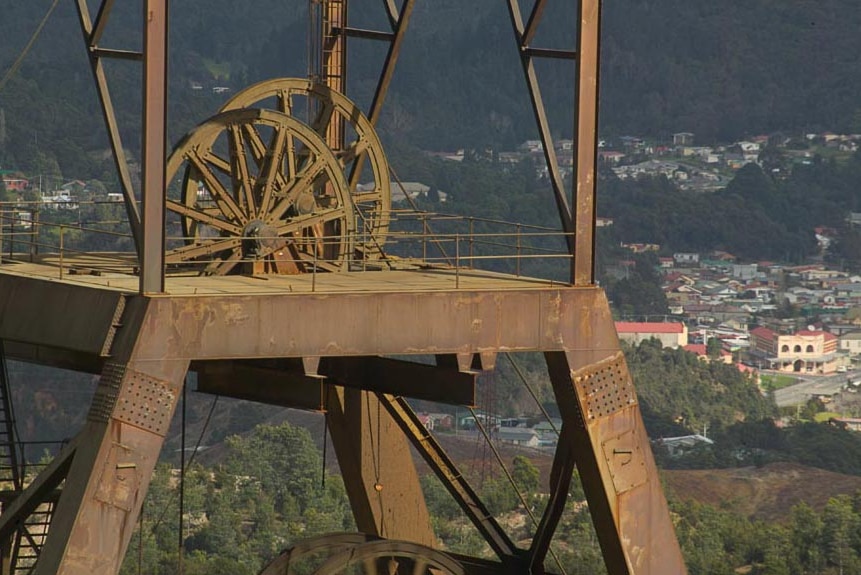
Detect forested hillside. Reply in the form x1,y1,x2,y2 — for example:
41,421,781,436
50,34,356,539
5,0,861,178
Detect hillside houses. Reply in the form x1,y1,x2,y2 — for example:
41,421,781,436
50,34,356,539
615,252,861,370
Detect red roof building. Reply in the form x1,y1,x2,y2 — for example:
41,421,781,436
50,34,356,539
615,322,688,349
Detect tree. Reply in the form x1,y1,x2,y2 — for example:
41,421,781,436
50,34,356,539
224,422,324,515
822,496,860,573
706,337,723,359
511,456,540,494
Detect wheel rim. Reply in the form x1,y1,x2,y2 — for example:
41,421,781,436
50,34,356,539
312,540,465,575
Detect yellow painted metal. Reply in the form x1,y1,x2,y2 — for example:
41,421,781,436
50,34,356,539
217,78,392,254
165,108,355,274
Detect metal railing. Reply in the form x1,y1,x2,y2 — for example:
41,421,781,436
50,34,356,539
0,207,574,288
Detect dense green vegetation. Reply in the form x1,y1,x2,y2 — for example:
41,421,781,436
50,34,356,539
601,151,861,264
115,417,861,575
7,1,861,176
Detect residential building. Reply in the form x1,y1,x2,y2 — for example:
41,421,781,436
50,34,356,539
840,331,861,357
615,322,688,349
654,434,713,458
673,132,695,146
749,326,840,373
497,428,540,447
673,253,700,266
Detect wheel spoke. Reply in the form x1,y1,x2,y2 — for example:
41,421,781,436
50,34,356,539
256,121,289,220
165,237,243,263
187,150,246,223
167,199,243,235
312,100,336,136
267,154,330,223
242,123,267,163
274,206,345,236
204,248,242,276
411,558,427,575
229,124,256,215
277,90,293,116
338,137,370,168
353,189,383,205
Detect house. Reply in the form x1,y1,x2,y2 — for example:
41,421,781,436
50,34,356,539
840,331,861,357
0,171,29,193
416,413,434,431
388,181,429,202
673,132,695,146
615,322,688,349
682,344,733,364
426,413,454,430
497,428,540,447
673,253,700,266
732,264,758,281
749,326,841,374
532,419,563,438
654,434,713,458
598,151,626,164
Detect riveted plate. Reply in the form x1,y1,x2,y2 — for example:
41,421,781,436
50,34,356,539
113,370,176,436
572,352,636,420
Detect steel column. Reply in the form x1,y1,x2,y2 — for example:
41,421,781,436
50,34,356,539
140,0,168,293
30,297,189,575
379,394,520,564
544,345,687,574
325,387,435,546
573,0,601,286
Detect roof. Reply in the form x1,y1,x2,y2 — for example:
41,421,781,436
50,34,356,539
796,330,838,341
615,322,685,334
750,326,776,339
683,344,707,355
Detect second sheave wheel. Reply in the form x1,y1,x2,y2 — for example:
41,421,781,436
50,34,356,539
165,108,355,275
217,77,392,260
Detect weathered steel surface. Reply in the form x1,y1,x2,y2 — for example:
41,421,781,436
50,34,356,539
0,275,124,357
545,291,687,575
379,394,518,563
573,0,602,286
140,0,168,293
326,387,435,547
30,297,189,575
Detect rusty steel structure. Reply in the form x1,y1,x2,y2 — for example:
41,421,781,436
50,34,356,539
0,1,688,574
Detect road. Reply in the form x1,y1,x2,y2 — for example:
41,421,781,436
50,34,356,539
773,371,859,407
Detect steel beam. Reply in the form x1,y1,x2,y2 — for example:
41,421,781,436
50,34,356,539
326,356,477,405
0,442,74,546
528,428,574,573
506,0,575,258
30,297,189,575
74,0,143,256
197,357,476,407
544,327,687,573
573,0,601,286
195,361,327,411
380,394,520,564
0,275,125,358
140,0,168,293
326,387,435,546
